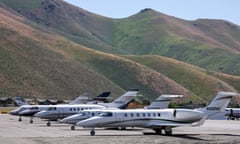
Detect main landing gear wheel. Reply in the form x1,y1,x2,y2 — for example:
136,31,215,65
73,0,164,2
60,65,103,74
47,121,51,127
71,125,75,131
154,129,162,135
18,117,22,122
164,127,172,136
90,129,95,136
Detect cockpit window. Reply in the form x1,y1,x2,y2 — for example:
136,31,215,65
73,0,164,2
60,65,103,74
80,112,90,116
18,107,25,111
80,112,86,116
30,107,39,110
99,112,113,117
48,107,56,111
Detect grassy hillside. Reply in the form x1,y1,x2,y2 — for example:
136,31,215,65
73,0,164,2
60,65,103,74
125,55,237,102
2,0,240,76
1,0,240,104
210,72,240,93
0,0,117,53
0,7,192,101
112,9,240,75
193,19,240,52
0,7,124,99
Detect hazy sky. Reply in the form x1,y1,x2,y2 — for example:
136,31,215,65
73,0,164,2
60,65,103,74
64,0,239,25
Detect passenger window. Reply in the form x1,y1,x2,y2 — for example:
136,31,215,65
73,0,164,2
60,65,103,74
158,113,161,117
130,113,134,117
70,108,72,111
153,113,156,117
124,113,128,117
73,108,76,111
148,113,151,117
136,113,140,117
142,113,146,117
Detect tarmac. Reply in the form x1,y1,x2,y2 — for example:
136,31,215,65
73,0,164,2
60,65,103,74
1,114,240,144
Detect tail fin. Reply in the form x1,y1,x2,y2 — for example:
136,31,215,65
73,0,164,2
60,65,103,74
92,92,111,103
69,93,89,104
96,92,111,98
12,97,27,106
102,89,139,109
198,91,239,117
147,95,183,109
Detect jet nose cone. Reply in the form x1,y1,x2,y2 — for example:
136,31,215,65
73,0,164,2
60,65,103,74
61,114,83,124
60,117,68,123
34,111,45,118
76,120,86,127
9,110,18,115
76,117,100,127
76,118,93,127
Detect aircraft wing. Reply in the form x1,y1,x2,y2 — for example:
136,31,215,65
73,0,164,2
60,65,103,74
147,120,192,128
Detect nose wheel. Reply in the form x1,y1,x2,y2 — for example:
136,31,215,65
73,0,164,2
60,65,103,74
30,119,33,124
71,125,75,130
29,117,34,124
18,116,22,122
90,129,95,136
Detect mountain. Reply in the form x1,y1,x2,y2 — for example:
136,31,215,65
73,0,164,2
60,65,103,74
0,5,191,102
0,7,125,99
0,0,240,104
125,55,237,101
2,0,240,75
112,9,240,75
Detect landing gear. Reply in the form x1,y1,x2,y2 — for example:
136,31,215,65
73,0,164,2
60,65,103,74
153,127,172,135
164,127,172,136
47,121,51,126
120,127,126,130
29,117,34,124
18,116,22,122
71,125,75,131
154,128,162,135
90,129,95,136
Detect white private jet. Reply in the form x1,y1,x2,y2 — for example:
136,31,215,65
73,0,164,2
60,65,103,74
60,94,183,130
34,90,138,126
208,108,240,120
8,92,110,123
225,108,240,120
76,91,239,136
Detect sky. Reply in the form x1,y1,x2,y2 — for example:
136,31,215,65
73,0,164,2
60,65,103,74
64,0,240,25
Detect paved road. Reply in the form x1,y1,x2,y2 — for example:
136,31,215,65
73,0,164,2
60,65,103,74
1,114,240,144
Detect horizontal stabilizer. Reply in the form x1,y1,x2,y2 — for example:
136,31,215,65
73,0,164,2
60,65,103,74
147,95,183,109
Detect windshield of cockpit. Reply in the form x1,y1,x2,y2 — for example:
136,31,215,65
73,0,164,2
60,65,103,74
99,112,113,117
30,107,39,110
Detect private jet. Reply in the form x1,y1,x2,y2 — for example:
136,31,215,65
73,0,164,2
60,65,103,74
34,90,138,126
225,108,240,120
9,92,110,123
76,91,239,136
61,94,183,130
